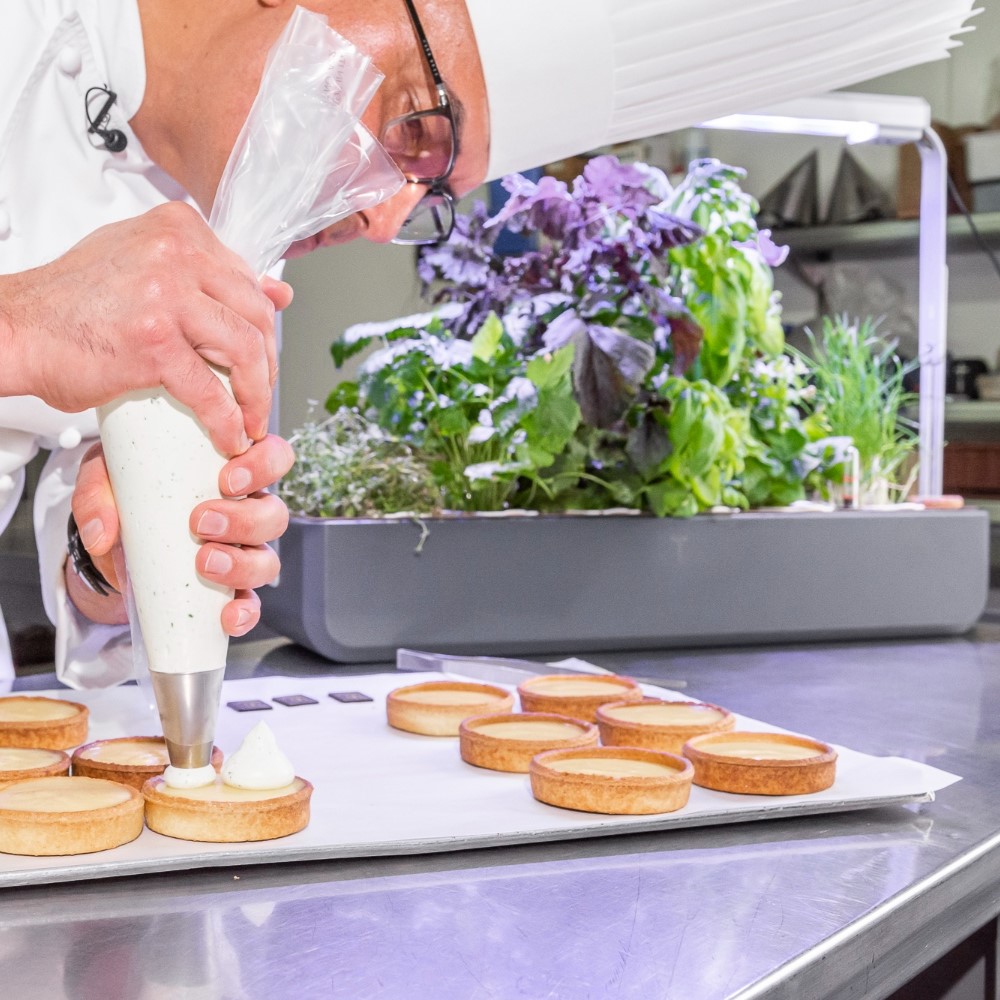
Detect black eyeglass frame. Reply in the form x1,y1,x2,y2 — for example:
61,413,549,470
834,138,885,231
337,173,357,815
388,0,458,244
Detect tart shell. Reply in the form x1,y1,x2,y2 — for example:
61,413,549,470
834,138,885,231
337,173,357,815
683,731,837,795
387,681,515,736
72,737,224,791
143,776,313,843
0,776,144,856
517,674,643,722
529,746,693,815
596,699,736,753
0,749,71,786
459,712,599,773
0,697,89,750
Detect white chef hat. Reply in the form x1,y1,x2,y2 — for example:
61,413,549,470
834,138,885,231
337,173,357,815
464,0,979,182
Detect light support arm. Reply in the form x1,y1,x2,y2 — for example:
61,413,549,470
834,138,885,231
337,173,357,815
917,126,948,497
702,93,946,498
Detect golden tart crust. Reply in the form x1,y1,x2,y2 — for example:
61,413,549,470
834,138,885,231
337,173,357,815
143,775,313,843
596,699,736,753
387,680,515,736
0,747,71,785
0,775,143,856
530,746,693,815
683,731,837,795
72,737,224,791
459,712,598,773
0,696,89,750
517,674,643,722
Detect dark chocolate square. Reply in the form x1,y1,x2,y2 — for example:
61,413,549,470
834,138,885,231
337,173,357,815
226,699,272,712
329,691,373,703
273,694,319,707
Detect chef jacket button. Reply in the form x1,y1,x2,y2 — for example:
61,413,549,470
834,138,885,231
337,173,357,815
57,46,82,76
0,207,10,240
0,475,13,493
58,427,82,450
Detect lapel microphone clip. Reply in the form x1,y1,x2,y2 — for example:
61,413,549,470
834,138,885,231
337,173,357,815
85,85,128,153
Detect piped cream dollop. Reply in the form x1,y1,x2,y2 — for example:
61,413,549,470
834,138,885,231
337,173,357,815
163,763,217,790
222,721,295,790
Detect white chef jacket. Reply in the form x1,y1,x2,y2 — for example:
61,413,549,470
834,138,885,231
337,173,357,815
0,0,197,687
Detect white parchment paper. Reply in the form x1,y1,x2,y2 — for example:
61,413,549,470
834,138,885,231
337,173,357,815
0,673,960,887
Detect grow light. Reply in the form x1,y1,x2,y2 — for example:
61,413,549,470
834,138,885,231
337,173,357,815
701,92,946,497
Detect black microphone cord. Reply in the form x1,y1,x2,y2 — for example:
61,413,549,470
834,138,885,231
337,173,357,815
85,85,128,153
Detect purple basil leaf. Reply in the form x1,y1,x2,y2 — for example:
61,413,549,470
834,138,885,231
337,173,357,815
573,324,655,428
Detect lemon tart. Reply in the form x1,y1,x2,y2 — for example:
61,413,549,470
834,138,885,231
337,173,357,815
683,731,837,795
143,775,313,843
596,699,735,753
459,713,598,772
0,775,143,855
0,696,89,750
530,746,693,815
72,737,224,791
387,680,515,736
0,747,71,785
517,674,643,722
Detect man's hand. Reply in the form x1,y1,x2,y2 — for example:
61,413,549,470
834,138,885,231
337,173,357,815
67,436,295,636
0,202,292,457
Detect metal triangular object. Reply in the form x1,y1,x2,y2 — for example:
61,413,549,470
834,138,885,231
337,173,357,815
756,151,820,228
826,148,893,224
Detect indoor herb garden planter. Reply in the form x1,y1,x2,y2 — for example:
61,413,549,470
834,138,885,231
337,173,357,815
261,157,988,662
262,508,987,662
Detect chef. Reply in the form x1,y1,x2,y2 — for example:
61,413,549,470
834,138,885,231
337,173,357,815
0,0,977,686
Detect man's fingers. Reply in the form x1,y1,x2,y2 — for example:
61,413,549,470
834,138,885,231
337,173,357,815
261,276,293,313
221,590,261,637
162,357,252,457
192,491,289,547
72,446,119,558
197,543,280,591
70,445,123,593
220,435,295,496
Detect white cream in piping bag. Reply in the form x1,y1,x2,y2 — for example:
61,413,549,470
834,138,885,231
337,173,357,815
100,383,233,792
221,722,295,790
98,386,233,677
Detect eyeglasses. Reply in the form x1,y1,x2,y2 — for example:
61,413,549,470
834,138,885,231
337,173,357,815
386,0,457,245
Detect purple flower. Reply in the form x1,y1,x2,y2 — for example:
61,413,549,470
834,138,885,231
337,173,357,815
573,156,659,220
542,308,586,351
735,229,789,267
417,201,496,290
488,174,581,240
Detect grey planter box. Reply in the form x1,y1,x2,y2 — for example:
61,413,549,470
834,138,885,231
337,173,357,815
260,508,990,663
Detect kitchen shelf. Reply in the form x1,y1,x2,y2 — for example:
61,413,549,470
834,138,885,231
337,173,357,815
773,211,1000,260
946,400,1000,424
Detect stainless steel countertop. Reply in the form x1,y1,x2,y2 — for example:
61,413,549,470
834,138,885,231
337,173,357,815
6,621,1000,1000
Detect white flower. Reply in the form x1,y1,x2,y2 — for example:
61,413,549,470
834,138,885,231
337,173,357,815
464,461,505,481
499,377,537,405
425,338,474,369
342,303,464,344
467,425,495,444
467,410,495,444
361,338,424,374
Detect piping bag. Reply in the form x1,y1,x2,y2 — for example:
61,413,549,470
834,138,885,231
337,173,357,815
97,7,404,771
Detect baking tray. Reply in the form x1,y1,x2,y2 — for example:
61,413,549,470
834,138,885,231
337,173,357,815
0,674,960,888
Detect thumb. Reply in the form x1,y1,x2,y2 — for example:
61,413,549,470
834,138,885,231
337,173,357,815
72,445,122,588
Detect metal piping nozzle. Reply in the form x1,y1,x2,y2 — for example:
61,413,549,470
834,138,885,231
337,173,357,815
149,668,225,769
